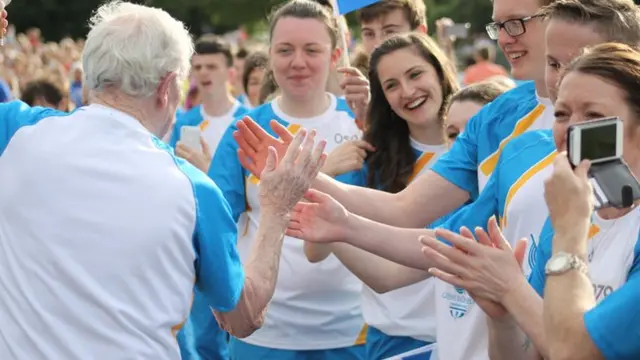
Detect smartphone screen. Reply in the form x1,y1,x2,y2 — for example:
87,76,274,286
580,123,618,162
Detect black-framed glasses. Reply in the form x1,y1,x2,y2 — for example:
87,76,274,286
485,15,542,40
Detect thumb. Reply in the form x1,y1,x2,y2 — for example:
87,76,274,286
200,137,211,156
264,146,278,172
575,159,591,179
514,238,527,268
304,188,332,204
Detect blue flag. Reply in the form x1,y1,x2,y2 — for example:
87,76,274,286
335,0,380,15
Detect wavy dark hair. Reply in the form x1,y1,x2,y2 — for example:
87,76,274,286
364,33,459,192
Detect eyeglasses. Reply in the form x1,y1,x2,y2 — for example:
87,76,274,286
485,15,542,40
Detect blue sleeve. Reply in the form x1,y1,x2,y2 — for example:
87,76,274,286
583,237,640,359
430,104,488,200
434,163,500,234
208,122,247,222
528,217,553,296
0,100,66,156
183,161,244,311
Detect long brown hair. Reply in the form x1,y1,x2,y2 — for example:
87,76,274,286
364,33,459,192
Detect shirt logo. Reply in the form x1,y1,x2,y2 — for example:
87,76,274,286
442,286,474,319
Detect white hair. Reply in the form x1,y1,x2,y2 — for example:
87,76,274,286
82,1,194,98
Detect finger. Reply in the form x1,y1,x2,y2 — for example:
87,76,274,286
344,94,369,104
264,146,278,172
241,116,270,141
286,229,304,238
271,120,294,142
355,140,376,152
298,130,317,171
237,148,260,177
474,226,493,248
553,151,573,175
343,84,370,94
487,216,511,251
236,121,261,150
282,129,307,166
420,241,471,278
288,218,303,230
355,147,367,160
427,267,467,288
308,139,328,176
304,188,332,204
434,228,481,254
459,226,475,240
514,238,528,269
337,67,365,77
200,137,211,156
575,159,592,179
233,131,257,157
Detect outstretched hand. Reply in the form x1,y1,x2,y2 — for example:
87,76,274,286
234,116,295,179
287,189,350,243
258,129,327,217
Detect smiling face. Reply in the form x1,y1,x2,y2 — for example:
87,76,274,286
376,46,443,129
269,16,339,102
492,0,546,82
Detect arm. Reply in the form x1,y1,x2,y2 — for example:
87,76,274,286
312,170,468,228
214,213,289,338
544,228,604,360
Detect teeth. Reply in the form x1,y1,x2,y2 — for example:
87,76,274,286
407,98,426,110
509,52,525,60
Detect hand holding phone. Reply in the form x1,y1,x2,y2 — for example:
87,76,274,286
567,117,623,168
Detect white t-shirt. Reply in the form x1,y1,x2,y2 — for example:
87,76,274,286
360,140,448,342
210,93,365,350
0,103,245,360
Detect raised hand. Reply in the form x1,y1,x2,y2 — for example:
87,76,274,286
176,136,212,173
338,67,370,125
322,140,375,177
234,116,295,179
258,129,327,217
287,189,350,243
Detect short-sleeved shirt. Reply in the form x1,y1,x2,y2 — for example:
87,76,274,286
431,81,554,199
208,93,366,350
0,103,244,360
530,211,640,359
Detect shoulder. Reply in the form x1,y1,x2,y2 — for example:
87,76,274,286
244,102,279,126
502,130,555,160
233,104,250,118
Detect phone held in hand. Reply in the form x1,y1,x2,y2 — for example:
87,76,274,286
567,116,623,168
180,126,202,151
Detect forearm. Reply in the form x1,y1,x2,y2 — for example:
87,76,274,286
500,277,549,359
545,231,599,360
214,213,287,338
312,173,408,226
488,316,541,360
331,242,428,293
343,212,435,271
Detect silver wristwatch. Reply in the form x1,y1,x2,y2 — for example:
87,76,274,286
545,251,589,276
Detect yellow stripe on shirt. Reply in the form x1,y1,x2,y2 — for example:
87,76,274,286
408,152,435,183
479,104,546,177
501,151,557,228
199,119,210,132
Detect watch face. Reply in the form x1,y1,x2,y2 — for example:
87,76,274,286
547,256,569,272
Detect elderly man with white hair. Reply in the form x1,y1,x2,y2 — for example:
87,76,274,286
0,2,327,360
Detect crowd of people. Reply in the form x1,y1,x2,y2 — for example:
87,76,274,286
1,0,640,359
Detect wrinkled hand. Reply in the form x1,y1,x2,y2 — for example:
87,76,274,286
420,217,527,318
176,137,212,173
338,67,370,125
287,189,350,243
322,140,375,177
259,129,327,217
544,152,593,234
234,116,295,179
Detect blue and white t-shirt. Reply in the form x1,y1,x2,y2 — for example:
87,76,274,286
530,211,640,359
208,93,366,350
0,102,245,360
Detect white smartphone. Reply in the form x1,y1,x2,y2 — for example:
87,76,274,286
180,126,202,151
444,23,470,39
568,117,623,167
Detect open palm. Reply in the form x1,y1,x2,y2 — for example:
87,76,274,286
286,189,350,243
234,117,294,179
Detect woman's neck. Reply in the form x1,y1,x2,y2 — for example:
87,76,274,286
408,121,446,146
278,92,330,119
